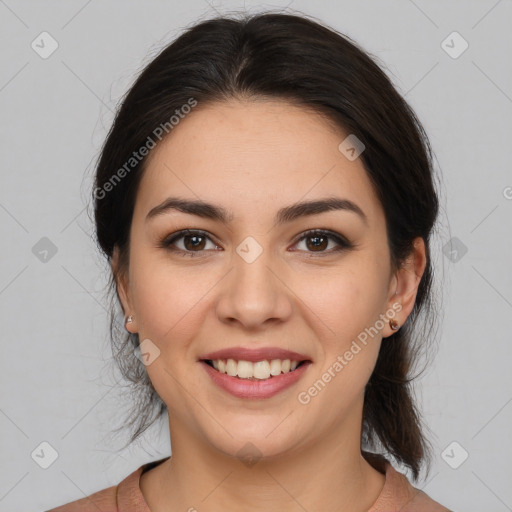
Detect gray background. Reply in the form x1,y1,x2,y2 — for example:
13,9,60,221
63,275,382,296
1,0,511,510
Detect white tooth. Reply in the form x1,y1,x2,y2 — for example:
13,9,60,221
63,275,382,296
220,359,301,379
270,359,282,376
226,358,238,377
237,360,253,378
253,360,271,379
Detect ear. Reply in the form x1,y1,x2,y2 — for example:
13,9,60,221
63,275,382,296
112,246,138,333
383,237,427,338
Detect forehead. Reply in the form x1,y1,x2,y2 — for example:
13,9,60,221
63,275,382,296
135,99,383,228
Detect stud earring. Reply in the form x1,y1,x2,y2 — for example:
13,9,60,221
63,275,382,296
126,315,133,324
389,319,399,331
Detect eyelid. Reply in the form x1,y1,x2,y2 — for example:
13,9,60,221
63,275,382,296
161,229,221,251
160,228,352,255
292,229,352,251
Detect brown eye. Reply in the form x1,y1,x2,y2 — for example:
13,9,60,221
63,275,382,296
293,229,352,254
305,233,329,251
182,233,207,251
161,229,220,256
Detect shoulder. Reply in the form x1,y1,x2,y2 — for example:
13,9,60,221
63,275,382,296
386,466,453,511
367,454,452,512
44,484,118,512
44,461,151,512
44,457,169,512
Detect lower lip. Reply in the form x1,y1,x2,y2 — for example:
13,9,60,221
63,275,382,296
200,361,312,399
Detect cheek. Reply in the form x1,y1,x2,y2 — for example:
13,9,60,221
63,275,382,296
300,263,385,341
301,273,385,409
129,253,217,342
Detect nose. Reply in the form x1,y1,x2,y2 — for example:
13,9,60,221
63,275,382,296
215,244,293,330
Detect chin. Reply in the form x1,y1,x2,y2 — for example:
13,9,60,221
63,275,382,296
203,420,300,461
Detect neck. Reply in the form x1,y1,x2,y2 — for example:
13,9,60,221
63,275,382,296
141,406,386,511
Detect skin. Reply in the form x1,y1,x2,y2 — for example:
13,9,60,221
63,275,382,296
114,98,427,512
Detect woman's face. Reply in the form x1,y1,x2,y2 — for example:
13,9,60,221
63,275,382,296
117,98,409,460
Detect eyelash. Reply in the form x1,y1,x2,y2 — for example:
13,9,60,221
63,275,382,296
159,229,353,258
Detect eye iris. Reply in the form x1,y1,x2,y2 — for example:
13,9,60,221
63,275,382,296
306,234,328,251
184,234,206,251
176,232,337,253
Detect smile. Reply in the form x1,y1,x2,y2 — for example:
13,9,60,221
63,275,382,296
200,359,312,399
203,358,307,380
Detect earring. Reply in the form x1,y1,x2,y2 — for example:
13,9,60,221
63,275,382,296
126,315,133,324
389,319,399,331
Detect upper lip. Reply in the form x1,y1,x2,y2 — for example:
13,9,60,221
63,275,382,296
199,347,312,363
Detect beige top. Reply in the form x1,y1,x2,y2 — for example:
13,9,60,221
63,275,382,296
46,455,452,511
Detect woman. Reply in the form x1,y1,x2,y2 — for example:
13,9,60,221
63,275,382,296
48,11,452,512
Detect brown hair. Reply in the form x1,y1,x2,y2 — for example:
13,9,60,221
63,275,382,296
94,11,443,480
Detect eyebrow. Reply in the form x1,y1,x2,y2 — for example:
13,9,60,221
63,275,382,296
146,196,368,227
